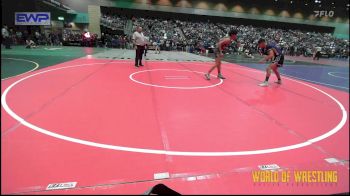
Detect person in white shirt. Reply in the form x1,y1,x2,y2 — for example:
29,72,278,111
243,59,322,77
2,25,11,49
132,26,146,67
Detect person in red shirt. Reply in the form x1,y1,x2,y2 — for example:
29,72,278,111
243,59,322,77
205,29,238,80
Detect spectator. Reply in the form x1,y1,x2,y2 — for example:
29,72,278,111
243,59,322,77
2,25,11,49
25,38,38,49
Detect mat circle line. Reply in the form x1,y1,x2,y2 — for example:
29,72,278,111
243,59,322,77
129,69,223,89
1,63,347,156
328,72,349,79
1,58,40,81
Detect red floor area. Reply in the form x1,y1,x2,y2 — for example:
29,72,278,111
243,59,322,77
1,58,349,194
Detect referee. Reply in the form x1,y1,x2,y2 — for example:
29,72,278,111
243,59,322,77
132,26,146,67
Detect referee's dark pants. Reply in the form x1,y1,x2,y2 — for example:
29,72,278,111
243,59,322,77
4,36,11,49
135,45,145,66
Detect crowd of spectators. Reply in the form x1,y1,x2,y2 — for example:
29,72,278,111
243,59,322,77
100,33,132,49
101,14,127,30
2,14,349,59
131,17,187,51
1,26,101,48
101,14,349,58
62,30,100,47
2,27,63,47
62,30,82,43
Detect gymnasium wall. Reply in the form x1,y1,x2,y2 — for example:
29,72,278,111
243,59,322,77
58,0,349,39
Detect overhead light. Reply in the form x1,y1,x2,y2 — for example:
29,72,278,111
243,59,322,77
305,3,308,5
290,0,293,4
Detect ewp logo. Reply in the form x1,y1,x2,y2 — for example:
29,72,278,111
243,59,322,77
15,12,51,25
17,14,48,22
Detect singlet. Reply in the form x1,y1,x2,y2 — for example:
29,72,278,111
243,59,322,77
260,43,282,56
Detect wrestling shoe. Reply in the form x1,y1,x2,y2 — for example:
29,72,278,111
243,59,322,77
259,81,269,87
217,74,226,79
274,80,282,84
205,73,210,80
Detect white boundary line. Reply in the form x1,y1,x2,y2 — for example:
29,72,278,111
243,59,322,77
44,48,63,51
233,63,349,90
1,63,348,156
281,73,349,90
328,72,349,79
227,63,349,90
1,58,40,81
228,58,296,64
130,69,223,89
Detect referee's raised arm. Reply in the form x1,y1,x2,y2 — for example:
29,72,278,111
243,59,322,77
132,26,145,67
